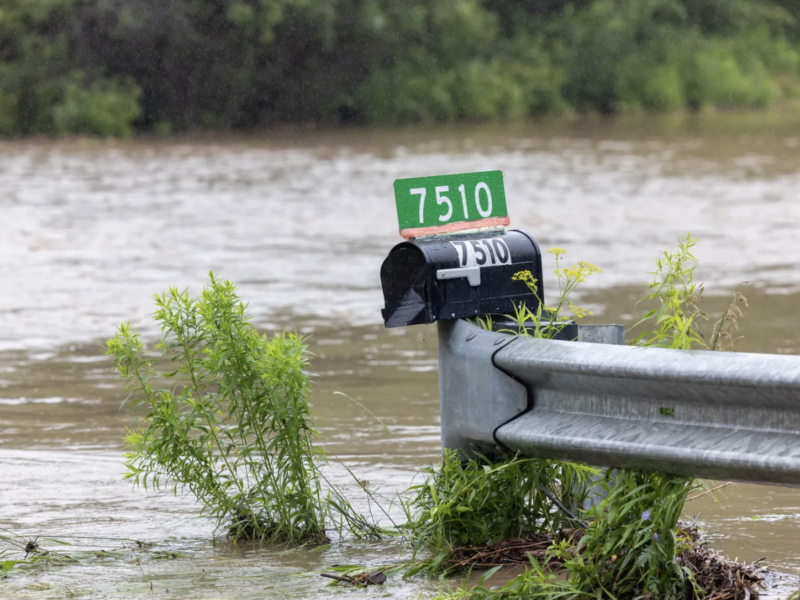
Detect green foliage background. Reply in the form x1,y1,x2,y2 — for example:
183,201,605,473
2,0,800,136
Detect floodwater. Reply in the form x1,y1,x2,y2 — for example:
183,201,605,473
3,111,800,598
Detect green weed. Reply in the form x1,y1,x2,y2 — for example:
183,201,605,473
633,233,706,350
477,247,600,339
633,233,748,351
0,558,21,576
433,560,573,600
107,273,328,543
555,471,703,599
400,450,597,576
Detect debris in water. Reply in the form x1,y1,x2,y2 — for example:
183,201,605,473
437,530,580,572
678,524,766,599
427,524,768,599
24,538,40,558
320,569,388,587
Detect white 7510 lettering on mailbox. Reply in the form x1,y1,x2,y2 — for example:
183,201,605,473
450,238,511,268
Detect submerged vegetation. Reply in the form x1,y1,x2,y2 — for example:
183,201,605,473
107,274,329,543
3,0,800,136
400,450,596,576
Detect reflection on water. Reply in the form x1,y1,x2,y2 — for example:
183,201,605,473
3,115,800,597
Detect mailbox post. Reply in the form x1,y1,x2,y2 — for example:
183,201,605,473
380,169,624,465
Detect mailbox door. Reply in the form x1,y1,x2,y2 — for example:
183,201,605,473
380,244,434,327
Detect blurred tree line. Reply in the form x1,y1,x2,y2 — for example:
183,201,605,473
1,0,799,137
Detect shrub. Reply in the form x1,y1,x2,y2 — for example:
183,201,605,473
553,0,794,113
683,42,776,109
53,74,141,137
452,60,528,121
557,0,666,113
107,273,327,543
359,59,530,124
640,65,686,111
359,61,456,124
0,91,16,137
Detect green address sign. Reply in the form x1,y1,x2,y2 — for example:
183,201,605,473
394,170,510,238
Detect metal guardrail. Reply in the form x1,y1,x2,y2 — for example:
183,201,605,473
438,319,800,486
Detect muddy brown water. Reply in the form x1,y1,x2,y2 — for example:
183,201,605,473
2,113,800,598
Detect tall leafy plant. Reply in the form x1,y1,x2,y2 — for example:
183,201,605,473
633,233,706,350
633,233,748,352
107,273,327,543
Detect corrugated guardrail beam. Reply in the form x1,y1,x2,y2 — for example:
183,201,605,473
439,319,800,486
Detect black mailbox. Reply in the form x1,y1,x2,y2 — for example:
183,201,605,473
380,230,544,328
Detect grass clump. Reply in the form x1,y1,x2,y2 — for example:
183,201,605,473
433,471,764,600
429,471,700,599
427,252,601,578
107,273,327,543
554,471,701,599
401,450,596,576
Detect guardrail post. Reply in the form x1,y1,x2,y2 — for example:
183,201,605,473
437,320,624,459
437,319,525,458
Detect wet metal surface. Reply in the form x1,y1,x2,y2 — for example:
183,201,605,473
492,324,800,485
2,114,800,597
